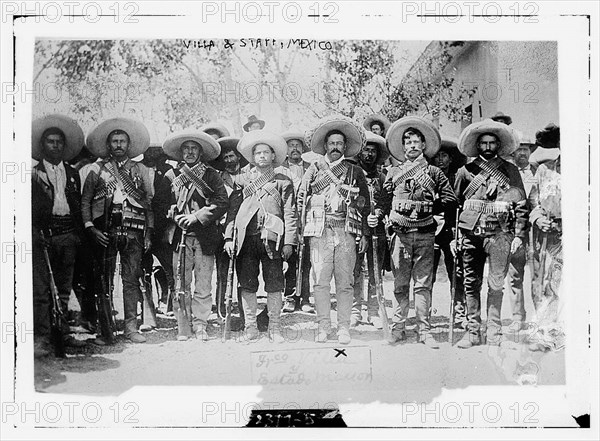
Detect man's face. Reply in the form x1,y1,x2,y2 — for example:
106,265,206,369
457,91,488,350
181,141,202,165
223,150,240,173
248,122,262,132
42,133,65,163
433,150,451,170
108,133,130,160
371,123,383,136
360,143,379,166
513,146,531,168
325,134,346,162
287,139,303,162
253,143,275,168
403,134,426,161
477,134,500,159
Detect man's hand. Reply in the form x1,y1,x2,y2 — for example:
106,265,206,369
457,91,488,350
175,214,198,230
367,213,379,229
88,226,109,248
535,216,552,232
35,230,50,248
358,236,369,254
511,237,523,254
144,228,153,251
224,240,235,258
281,244,293,261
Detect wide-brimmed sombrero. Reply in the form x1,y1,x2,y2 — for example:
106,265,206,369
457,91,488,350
281,129,310,152
438,134,467,168
386,116,441,161
363,113,391,135
238,130,287,166
535,123,560,149
458,119,517,158
364,131,390,164
163,130,221,162
490,111,513,125
210,137,248,171
32,114,84,161
201,122,230,139
243,115,266,132
86,117,150,158
305,115,366,157
529,147,560,165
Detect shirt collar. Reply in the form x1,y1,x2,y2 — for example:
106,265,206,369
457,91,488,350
406,154,427,165
43,159,65,172
325,155,345,167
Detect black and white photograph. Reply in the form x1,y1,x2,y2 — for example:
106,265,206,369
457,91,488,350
1,0,597,437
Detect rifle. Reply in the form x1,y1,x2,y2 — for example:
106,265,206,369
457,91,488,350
367,181,390,340
295,179,310,303
40,231,66,358
223,225,238,340
96,202,117,344
140,266,158,329
175,228,192,336
449,206,461,345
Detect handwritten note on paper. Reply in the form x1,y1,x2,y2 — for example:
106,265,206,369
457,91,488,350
251,347,372,387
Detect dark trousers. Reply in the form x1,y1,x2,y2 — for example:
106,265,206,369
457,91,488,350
283,238,311,306
141,233,175,304
352,235,386,318
72,236,97,326
432,227,465,306
33,231,79,340
462,231,513,335
507,237,528,322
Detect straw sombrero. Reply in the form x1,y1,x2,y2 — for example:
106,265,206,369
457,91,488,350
238,130,287,166
364,131,390,164
210,137,248,171
305,115,366,157
281,129,310,152
163,130,221,162
201,122,230,139
86,117,150,158
363,113,391,135
386,116,441,161
458,119,518,158
32,114,84,161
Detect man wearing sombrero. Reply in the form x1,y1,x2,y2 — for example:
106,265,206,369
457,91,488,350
224,130,297,342
243,115,266,132
276,129,313,314
297,116,370,345
160,131,229,341
371,117,457,348
32,114,87,356
363,113,391,137
82,117,155,344
527,123,563,352
453,119,528,349
352,131,390,330
201,122,231,140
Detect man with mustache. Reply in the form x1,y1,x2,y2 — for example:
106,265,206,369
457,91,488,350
453,119,528,348
298,116,370,345
82,118,154,344
32,115,87,356
275,130,314,314
160,131,229,341
351,131,390,329
371,117,457,348
224,131,297,342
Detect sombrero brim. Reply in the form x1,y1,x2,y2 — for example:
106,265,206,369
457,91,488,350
491,116,513,125
86,117,150,158
238,130,287,166
200,122,230,138
363,114,391,133
243,119,265,132
458,119,517,157
281,130,310,152
163,131,221,162
32,114,84,161
306,116,366,157
529,147,560,165
210,137,248,171
386,116,441,161
365,131,390,164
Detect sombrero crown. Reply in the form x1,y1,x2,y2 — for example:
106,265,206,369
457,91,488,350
86,117,150,158
363,113,391,135
238,130,287,166
163,130,221,162
386,116,441,161
200,122,230,139
458,119,517,157
32,114,84,161
305,115,366,157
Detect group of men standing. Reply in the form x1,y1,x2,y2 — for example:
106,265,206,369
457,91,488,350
31,111,564,356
